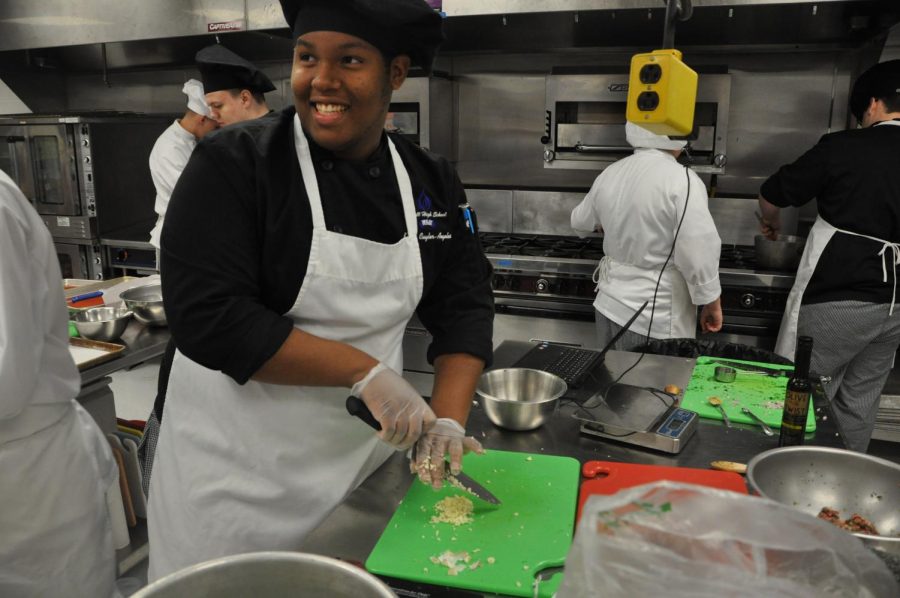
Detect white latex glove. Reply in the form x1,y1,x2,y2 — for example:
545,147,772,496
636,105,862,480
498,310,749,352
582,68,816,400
352,362,436,450
411,418,484,489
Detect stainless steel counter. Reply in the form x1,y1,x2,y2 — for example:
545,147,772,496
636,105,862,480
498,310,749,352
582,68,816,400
76,319,169,435
80,319,170,386
300,342,844,589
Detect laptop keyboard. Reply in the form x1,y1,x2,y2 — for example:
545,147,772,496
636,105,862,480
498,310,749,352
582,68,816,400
541,348,603,388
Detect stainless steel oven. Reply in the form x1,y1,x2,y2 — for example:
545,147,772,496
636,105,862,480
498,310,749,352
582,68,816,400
542,72,731,175
0,113,170,278
477,234,796,350
0,114,170,239
54,239,103,280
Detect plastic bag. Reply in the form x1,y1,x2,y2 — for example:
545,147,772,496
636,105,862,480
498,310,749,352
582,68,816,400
556,481,897,598
634,338,793,365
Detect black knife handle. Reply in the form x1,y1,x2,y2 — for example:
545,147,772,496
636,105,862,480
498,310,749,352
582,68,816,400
346,396,381,431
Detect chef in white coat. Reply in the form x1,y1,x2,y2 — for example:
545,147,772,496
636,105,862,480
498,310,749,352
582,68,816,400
148,78,217,254
0,169,120,597
759,60,900,452
147,0,494,579
571,122,723,349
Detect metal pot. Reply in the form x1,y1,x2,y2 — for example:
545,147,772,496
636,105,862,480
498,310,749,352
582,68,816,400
754,234,806,271
131,551,396,597
747,446,900,557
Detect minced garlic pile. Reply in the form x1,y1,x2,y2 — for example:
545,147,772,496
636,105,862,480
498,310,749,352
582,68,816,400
430,495,474,526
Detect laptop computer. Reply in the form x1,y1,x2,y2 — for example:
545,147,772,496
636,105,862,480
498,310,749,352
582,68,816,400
511,301,649,403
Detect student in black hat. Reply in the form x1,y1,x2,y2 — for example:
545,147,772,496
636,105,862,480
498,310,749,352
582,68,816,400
758,59,900,453
147,0,493,578
196,44,276,126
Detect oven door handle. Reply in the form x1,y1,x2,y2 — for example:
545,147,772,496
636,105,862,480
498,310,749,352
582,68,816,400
717,321,777,334
574,143,630,153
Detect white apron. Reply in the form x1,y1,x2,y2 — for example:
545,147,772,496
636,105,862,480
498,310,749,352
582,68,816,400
148,116,423,580
775,120,900,359
594,255,695,339
0,402,120,598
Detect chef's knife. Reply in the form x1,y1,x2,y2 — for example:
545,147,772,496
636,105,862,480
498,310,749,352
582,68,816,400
708,358,790,378
346,396,501,505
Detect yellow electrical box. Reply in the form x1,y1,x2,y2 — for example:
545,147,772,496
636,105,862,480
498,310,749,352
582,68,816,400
626,49,698,136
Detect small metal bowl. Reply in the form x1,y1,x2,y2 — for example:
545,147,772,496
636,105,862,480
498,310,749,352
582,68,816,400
714,366,736,383
72,305,133,342
120,284,167,327
476,368,568,431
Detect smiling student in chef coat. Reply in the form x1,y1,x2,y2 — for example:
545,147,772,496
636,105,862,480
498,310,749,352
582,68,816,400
147,0,494,579
0,169,120,597
571,122,723,349
759,60,900,453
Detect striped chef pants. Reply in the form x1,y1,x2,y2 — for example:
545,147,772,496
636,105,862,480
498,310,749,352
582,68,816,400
797,300,900,452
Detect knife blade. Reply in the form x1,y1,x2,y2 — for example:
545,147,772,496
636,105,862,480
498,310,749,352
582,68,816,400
345,396,501,505
708,358,790,377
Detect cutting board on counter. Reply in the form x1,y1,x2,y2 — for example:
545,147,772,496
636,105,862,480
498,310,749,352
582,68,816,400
680,356,816,432
576,460,747,522
366,449,580,597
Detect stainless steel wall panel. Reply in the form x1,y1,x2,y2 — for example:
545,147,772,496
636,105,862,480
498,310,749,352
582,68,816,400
466,188,512,233
444,0,855,16
0,1,246,52
455,73,598,189
513,190,586,236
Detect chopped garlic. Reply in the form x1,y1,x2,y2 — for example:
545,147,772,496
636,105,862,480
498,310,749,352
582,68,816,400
430,550,472,576
431,495,474,526
487,556,496,564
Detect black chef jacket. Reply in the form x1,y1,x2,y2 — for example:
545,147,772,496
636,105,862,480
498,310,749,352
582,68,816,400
760,121,900,305
161,107,494,384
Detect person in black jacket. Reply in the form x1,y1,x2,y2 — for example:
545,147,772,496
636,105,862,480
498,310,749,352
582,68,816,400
758,60,900,452
147,0,494,579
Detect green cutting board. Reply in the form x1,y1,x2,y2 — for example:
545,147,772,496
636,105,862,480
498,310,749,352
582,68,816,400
681,356,816,432
366,449,580,597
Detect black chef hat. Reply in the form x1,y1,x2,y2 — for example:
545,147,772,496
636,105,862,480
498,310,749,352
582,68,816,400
278,0,444,74
195,44,276,94
849,59,900,123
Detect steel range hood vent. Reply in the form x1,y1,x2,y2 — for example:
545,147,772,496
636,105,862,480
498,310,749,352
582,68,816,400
440,0,900,51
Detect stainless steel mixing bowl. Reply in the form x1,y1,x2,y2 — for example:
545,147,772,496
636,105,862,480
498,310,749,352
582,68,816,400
476,368,568,431
72,305,132,342
120,284,167,326
747,446,900,556
131,551,396,598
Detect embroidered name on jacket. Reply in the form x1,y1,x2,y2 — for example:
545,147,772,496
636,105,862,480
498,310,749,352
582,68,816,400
415,188,452,241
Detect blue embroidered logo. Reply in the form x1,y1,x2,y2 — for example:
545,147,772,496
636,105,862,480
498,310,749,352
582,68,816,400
415,189,432,212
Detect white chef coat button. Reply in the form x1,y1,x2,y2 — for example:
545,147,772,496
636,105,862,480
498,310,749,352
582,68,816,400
368,166,381,178
321,160,333,171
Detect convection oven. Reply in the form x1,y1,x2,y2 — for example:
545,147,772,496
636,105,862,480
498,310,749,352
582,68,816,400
0,113,170,278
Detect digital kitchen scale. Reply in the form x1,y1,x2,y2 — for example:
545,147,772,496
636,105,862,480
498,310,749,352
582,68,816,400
575,383,698,454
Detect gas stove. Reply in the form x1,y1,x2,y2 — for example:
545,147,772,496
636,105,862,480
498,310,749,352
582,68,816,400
481,234,798,347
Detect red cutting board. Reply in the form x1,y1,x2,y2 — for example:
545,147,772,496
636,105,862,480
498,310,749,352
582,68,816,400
576,460,748,522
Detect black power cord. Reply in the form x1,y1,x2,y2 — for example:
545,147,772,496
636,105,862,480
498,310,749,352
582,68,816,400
574,165,694,428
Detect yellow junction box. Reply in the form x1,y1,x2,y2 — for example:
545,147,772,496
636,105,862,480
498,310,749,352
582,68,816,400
626,49,698,136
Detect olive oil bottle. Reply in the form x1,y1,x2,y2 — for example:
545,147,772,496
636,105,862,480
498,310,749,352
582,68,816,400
778,336,813,447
